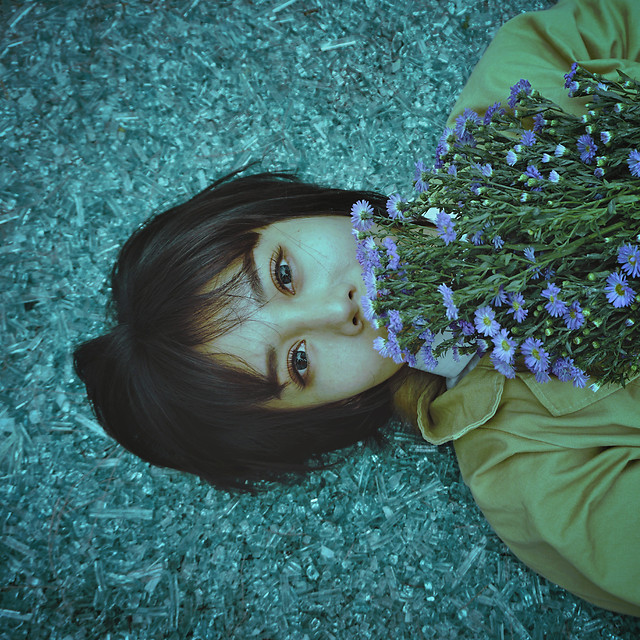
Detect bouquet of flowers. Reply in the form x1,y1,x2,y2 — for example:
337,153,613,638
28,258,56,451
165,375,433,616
352,64,640,388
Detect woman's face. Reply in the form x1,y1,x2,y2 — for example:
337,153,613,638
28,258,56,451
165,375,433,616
208,216,403,409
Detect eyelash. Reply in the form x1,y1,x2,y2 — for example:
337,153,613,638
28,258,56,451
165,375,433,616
270,246,295,294
270,247,309,387
287,341,308,388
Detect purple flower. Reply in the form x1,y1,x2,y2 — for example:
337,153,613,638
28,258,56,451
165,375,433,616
618,243,640,278
563,62,579,88
627,149,640,177
594,167,604,178
492,328,518,364
361,295,379,328
605,271,636,307
552,357,573,382
361,265,377,299
490,352,516,378
506,150,518,166
542,282,568,317
491,285,508,307
419,340,438,370
382,237,400,270
447,164,457,176
373,336,390,358
521,337,550,375
483,101,503,124
479,163,493,178
386,194,406,220
438,283,459,320
436,210,456,245
551,358,587,387
533,368,552,383
521,130,536,146
570,367,589,388
351,200,374,231
459,320,476,336
541,153,551,163
524,247,536,262
600,131,611,144
577,134,597,164
506,293,528,323
533,114,546,132
419,328,435,345
471,230,484,246
554,144,566,157
525,165,543,181
549,170,560,183
508,79,532,108
414,160,429,193
563,301,585,330
435,128,454,168
387,334,405,364
402,350,417,368
493,235,504,250
474,305,500,337
454,108,481,141
358,236,381,270
388,309,403,333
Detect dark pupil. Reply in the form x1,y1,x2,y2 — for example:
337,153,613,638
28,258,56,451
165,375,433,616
278,264,292,285
294,350,307,370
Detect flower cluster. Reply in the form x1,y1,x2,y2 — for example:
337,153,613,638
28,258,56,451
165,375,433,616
353,65,640,388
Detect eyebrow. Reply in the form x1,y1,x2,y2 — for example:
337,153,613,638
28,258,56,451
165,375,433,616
242,252,286,396
242,252,267,306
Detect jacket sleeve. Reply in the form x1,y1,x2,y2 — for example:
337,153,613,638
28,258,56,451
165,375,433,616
452,375,640,617
447,0,640,126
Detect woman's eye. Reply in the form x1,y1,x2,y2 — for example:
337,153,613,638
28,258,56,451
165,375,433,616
288,341,308,387
271,247,294,294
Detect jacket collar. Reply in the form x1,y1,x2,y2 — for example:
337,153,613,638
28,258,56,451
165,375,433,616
416,354,639,445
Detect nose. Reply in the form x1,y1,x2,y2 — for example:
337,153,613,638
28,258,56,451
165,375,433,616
293,283,363,336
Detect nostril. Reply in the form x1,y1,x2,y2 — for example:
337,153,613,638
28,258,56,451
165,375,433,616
348,289,354,300
352,316,358,326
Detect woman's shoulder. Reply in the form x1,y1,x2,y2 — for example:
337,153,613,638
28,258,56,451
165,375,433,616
447,0,640,126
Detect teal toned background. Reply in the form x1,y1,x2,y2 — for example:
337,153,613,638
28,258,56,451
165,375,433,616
2,0,639,638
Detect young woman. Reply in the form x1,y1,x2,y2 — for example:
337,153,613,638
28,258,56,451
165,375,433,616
74,0,640,618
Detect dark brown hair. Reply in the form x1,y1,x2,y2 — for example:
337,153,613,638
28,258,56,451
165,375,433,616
73,169,403,492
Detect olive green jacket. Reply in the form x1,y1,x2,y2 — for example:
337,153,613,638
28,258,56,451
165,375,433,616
415,0,640,617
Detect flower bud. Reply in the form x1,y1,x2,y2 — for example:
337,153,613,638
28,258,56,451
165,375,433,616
582,308,591,318
573,336,582,345
592,341,600,349
545,328,553,337
587,273,596,281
